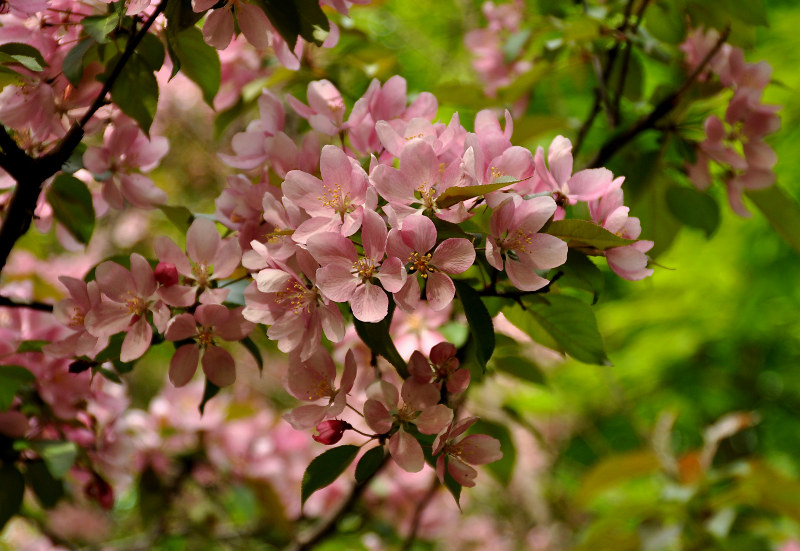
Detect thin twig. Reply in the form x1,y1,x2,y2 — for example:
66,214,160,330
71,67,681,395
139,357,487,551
0,296,54,312
401,475,440,551
285,452,390,551
610,0,651,119
589,26,730,168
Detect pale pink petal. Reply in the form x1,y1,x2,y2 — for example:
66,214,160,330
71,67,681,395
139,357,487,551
425,272,455,311
212,237,241,279
389,429,424,473
130,252,156,297
195,303,229,328
236,3,270,50
340,349,357,392
283,404,329,430
401,379,439,410
485,237,504,271
316,264,360,302
201,345,236,387
361,208,388,261
524,233,568,270
505,258,550,291
446,369,470,394
169,343,200,387
416,404,453,434
307,232,357,264
447,458,478,487
400,214,437,253
154,236,193,277
458,434,503,464
95,261,134,302
165,313,197,341
84,302,131,336
119,173,166,208
364,399,393,434
120,317,152,362
376,256,406,293
157,284,196,307
393,276,421,312
203,7,234,50
187,218,221,266
567,168,614,201
350,282,388,323
432,238,475,274
408,351,433,382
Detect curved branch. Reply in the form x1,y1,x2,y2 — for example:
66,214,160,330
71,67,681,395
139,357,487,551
0,1,167,275
0,296,54,312
588,26,730,169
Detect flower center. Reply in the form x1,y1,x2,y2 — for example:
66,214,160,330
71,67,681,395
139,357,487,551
69,308,86,328
192,262,212,287
197,327,215,348
407,251,435,279
318,182,352,219
394,403,417,424
416,184,438,210
276,280,315,315
503,228,534,255
125,295,147,316
352,257,376,280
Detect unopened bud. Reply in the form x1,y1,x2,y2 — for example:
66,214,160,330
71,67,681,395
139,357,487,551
85,472,114,510
312,419,351,445
155,262,179,287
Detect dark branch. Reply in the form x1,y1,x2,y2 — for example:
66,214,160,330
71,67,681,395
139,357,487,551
0,296,54,312
0,1,167,275
286,452,390,551
610,0,651,121
588,26,730,169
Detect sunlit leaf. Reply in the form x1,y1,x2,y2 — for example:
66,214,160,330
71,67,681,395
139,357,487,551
301,445,360,505
544,219,635,251
47,174,95,245
0,365,35,411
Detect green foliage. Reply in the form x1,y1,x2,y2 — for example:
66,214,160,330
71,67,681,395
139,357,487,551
544,219,635,251
355,446,385,484
0,464,24,532
301,445,360,505
746,185,800,253
0,43,48,72
0,365,35,411
252,0,330,50
13,440,78,479
81,13,120,44
353,299,408,378
109,52,159,135
665,185,721,238
454,280,495,369
167,26,221,106
47,174,96,245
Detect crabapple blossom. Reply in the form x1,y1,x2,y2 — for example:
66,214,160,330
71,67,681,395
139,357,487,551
193,0,271,51
364,378,453,473
486,195,568,291
308,208,405,322
43,276,108,359
154,217,242,304
83,254,172,362
164,304,255,387
408,342,470,395
287,80,348,136
433,417,503,487
283,348,357,430
387,214,476,311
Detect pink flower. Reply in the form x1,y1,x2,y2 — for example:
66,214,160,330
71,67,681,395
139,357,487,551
532,135,619,213
486,195,567,291
83,118,169,209
589,189,654,281
386,214,475,311
408,342,470,395
287,80,348,136
364,379,453,473
44,276,109,359
164,304,253,387
433,417,503,487
307,209,405,322
193,0,271,51
283,145,376,243
154,217,242,304
242,249,345,359
84,254,171,362
283,348,357,430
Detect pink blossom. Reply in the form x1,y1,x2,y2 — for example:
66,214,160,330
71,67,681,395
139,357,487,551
194,0,271,51
43,276,108,359
408,342,470,395
242,248,345,359
589,188,654,281
364,378,453,472
84,254,172,362
386,214,475,311
433,417,503,487
307,209,405,322
283,348,357,430
164,304,254,387
282,144,376,243
82,118,169,209
486,195,567,291
154,217,242,304
287,80,348,135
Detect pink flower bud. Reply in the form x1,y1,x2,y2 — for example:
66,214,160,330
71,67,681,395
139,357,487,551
312,419,350,445
155,262,179,287
85,472,114,510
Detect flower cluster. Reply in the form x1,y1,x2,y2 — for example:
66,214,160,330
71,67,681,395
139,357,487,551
682,27,781,216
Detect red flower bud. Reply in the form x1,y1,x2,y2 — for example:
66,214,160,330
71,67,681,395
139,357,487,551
85,472,114,510
155,262,179,287
312,419,351,445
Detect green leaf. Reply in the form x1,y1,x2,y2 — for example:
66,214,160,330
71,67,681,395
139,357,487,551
16,340,48,353
0,464,24,531
170,26,220,106
576,450,661,505
631,173,682,258
470,419,516,486
441,460,463,507
240,336,263,373
0,65,26,87
254,0,302,50
746,186,800,254
645,1,687,44
665,185,720,238
25,460,64,509
157,204,195,232
556,250,605,304
353,299,408,378
14,441,78,479
354,446,385,484
453,280,495,369
47,174,95,245
82,13,120,44
505,295,610,365
436,179,519,209
62,142,88,174
293,0,331,45
301,445,360,505
490,354,546,385
0,43,48,72
136,32,165,72
62,39,95,86
109,53,159,135
94,332,136,374
199,379,221,415
724,0,768,27
0,365,35,411
544,219,635,251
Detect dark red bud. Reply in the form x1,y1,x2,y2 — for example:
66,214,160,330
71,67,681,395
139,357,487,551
312,419,351,445
85,472,114,510
155,262,179,287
